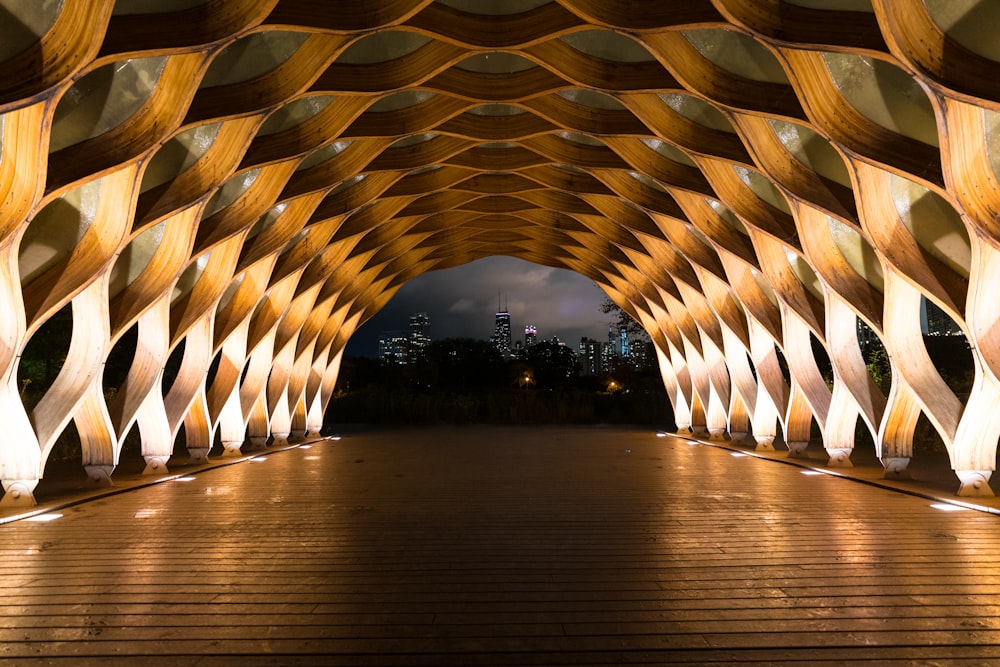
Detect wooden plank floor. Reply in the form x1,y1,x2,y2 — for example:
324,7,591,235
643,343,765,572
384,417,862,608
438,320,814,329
2,426,1000,665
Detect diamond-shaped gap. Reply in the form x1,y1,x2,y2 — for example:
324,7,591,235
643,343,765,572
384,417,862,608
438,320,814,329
103,322,137,403
161,339,185,398
18,304,81,464
18,303,71,413
920,296,973,398
857,317,890,393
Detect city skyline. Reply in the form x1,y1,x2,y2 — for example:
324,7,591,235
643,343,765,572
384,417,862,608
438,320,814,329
346,257,611,358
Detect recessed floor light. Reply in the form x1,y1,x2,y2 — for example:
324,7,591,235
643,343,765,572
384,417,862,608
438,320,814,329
930,503,969,512
731,452,748,458
25,513,62,522
801,470,824,476
249,457,267,462
175,476,197,481
299,445,312,449
303,455,320,460
329,436,341,441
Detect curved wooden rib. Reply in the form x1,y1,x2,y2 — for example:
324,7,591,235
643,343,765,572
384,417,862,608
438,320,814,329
0,1,112,107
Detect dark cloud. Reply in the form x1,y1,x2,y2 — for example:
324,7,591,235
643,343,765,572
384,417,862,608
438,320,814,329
345,257,614,357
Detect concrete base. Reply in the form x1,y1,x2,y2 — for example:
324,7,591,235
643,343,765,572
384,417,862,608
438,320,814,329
245,436,268,452
881,457,911,480
220,440,243,457
142,456,170,475
187,448,210,465
826,448,853,467
271,433,290,447
289,430,306,443
786,441,809,458
754,436,775,452
956,470,994,497
707,428,726,441
0,479,38,507
85,465,115,487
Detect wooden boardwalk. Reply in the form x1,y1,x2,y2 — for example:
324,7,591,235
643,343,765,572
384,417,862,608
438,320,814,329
2,426,1000,665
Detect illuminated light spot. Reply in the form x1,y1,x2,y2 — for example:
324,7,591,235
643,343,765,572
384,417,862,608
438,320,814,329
26,513,62,522
175,476,197,481
133,509,157,518
299,445,312,449
801,470,824,476
686,440,700,445
328,436,342,441
250,457,267,462
730,452,748,457
655,432,667,438
930,503,969,512
303,455,320,460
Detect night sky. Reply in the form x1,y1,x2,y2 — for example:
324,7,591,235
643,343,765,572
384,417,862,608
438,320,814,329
344,256,614,358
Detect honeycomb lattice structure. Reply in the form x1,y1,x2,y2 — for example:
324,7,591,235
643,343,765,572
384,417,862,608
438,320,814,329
2,0,1000,504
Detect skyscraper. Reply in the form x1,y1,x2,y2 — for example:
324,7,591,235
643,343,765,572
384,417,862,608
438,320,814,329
619,325,629,358
493,308,512,356
378,332,409,365
579,337,602,375
524,324,537,348
409,312,431,357
920,296,961,336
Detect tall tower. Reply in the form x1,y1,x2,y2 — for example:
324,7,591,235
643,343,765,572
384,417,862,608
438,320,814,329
524,324,537,347
408,312,431,358
493,293,512,356
619,325,629,358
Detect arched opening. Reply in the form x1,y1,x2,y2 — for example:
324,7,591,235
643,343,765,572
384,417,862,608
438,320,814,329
327,256,672,430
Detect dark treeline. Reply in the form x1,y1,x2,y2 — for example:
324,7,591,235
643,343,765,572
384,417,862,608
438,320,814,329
325,338,674,429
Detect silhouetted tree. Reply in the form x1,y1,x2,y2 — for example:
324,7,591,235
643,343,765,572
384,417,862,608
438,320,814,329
526,340,579,389
600,296,645,338
419,338,506,392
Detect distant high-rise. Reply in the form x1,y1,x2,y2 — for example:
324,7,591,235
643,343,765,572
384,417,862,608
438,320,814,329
619,325,629,358
579,337,602,375
378,332,409,365
493,310,512,355
409,312,431,357
378,313,431,365
492,294,512,356
607,324,616,355
524,324,537,347
920,296,961,336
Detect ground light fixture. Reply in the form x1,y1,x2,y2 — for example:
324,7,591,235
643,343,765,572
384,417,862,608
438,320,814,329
25,513,62,522
930,503,970,512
